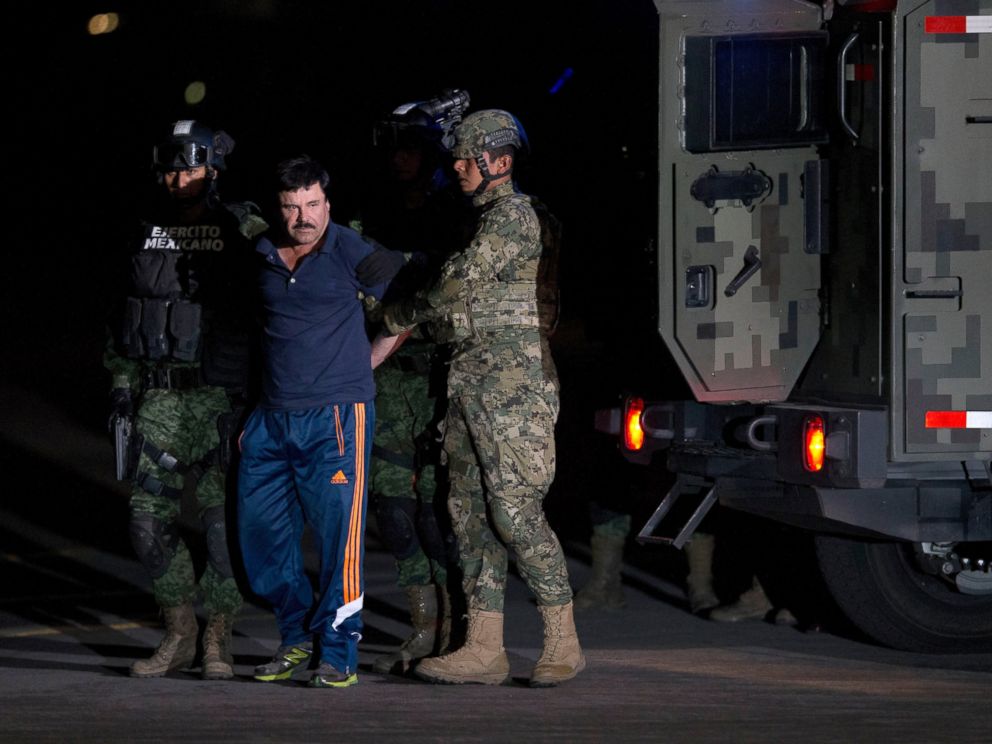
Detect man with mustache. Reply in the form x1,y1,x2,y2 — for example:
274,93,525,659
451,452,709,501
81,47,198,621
237,155,400,688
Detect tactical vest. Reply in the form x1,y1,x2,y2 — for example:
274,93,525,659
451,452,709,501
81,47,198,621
440,280,540,345
122,247,203,363
120,206,258,390
438,192,559,346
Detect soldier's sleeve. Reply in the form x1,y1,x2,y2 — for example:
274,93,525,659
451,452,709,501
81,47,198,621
383,205,527,334
102,327,142,390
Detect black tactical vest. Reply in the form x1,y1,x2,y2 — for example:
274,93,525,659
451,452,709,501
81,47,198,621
120,205,258,391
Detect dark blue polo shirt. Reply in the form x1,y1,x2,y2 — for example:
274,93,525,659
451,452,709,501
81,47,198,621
255,222,386,410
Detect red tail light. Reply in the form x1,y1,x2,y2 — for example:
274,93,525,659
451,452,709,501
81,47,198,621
804,415,825,472
624,397,645,451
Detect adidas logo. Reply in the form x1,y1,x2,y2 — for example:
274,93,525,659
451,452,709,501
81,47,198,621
330,470,349,485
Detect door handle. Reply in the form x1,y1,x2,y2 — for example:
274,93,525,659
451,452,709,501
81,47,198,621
724,245,762,297
837,32,860,142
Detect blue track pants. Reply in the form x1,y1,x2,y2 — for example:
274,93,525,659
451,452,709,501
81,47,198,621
237,401,373,674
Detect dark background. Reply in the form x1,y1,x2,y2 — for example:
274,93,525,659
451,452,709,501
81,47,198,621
5,0,665,398
1,0,838,642
4,0,677,543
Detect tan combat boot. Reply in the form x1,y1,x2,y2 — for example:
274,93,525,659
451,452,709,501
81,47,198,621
574,533,626,610
415,609,509,685
684,533,720,614
201,612,235,680
373,584,439,674
130,603,197,678
709,577,773,622
531,601,586,687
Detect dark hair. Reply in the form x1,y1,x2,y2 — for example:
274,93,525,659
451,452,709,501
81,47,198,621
486,144,517,161
273,155,330,196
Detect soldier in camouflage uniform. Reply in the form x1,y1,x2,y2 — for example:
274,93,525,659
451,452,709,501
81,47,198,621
104,121,266,679
355,101,472,674
378,109,584,687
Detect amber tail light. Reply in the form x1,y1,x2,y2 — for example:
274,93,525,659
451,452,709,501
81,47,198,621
624,397,645,451
803,415,825,472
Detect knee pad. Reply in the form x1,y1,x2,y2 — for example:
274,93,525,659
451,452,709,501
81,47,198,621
415,502,449,565
128,513,179,579
201,505,234,579
374,496,419,561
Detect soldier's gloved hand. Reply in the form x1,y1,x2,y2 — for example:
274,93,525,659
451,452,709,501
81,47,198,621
382,297,418,336
108,387,134,432
356,240,408,286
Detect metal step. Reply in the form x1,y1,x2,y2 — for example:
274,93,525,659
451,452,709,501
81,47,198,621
636,477,718,550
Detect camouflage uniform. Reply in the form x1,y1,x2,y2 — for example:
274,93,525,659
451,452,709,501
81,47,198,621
368,347,449,588
106,373,243,614
385,108,582,686
105,200,260,617
384,178,571,613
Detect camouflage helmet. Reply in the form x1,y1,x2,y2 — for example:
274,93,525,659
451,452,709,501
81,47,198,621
452,109,526,159
153,120,235,172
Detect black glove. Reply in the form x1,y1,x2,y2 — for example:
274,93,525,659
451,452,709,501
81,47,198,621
108,387,134,433
356,240,408,286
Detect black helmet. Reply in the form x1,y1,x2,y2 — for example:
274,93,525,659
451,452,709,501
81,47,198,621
373,89,471,153
153,120,235,172
373,105,445,153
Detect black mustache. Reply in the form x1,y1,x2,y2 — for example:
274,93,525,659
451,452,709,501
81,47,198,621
293,222,317,230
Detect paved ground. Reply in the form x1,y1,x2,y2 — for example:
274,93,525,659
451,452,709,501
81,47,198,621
4,493,992,743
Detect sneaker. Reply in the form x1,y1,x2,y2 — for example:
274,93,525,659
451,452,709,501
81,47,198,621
308,662,358,688
253,643,313,682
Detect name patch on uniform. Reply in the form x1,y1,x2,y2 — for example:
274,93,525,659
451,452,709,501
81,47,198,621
143,224,225,252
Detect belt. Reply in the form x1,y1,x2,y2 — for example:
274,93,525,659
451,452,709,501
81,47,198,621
144,366,203,391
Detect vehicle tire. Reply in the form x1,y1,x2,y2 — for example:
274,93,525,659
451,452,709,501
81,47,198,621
814,535,992,653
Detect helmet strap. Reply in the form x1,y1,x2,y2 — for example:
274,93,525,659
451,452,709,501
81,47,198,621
205,177,221,209
472,154,512,197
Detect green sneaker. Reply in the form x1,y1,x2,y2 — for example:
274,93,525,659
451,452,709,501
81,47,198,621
253,643,313,681
308,662,358,688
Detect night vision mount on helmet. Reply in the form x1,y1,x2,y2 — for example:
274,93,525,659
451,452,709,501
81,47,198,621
373,89,471,153
153,120,235,173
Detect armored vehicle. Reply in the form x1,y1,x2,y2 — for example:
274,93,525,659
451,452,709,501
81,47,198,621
600,0,991,651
